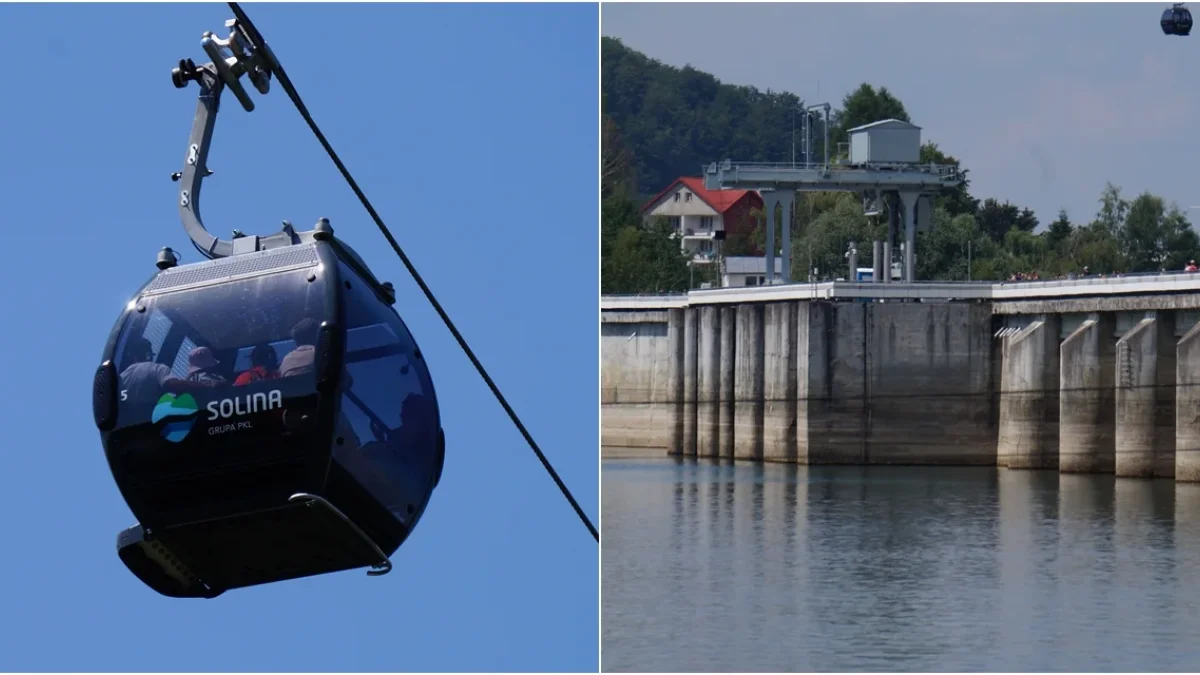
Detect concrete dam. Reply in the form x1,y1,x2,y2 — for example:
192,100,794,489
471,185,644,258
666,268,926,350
600,275,1200,480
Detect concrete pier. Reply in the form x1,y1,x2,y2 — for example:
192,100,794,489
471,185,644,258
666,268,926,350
682,309,698,456
696,306,721,458
1059,314,1116,474
794,302,863,464
1115,313,1176,477
794,302,815,463
1177,323,1200,480
1115,318,1156,477
762,302,797,461
718,306,736,459
667,308,684,454
733,304,764,460
1156,313,1178,477
997,317,1060,469
815,303,868,464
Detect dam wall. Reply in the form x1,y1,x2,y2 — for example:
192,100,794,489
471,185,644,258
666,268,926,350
599,309,681,451
602,299,996,465
601,278,1200,480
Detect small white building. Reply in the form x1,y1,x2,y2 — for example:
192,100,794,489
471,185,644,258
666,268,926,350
853,264,903,282
848,119,922,165
722,256,785,287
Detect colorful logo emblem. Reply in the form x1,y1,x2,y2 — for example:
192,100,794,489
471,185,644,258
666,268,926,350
152,392,200,442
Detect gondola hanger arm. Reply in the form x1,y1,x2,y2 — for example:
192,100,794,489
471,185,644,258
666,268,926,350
171,18,307,260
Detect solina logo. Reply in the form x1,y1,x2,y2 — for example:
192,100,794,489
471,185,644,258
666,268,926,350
152,392,200,442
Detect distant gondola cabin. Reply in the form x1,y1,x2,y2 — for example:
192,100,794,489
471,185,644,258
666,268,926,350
1163,4,1193,34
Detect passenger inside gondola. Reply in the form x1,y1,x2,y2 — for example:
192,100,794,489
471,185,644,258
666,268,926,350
119,337,187,407
235,343,280,385
186,346,228,385
351,392,438,518
119,336,212,407
279,318,318,377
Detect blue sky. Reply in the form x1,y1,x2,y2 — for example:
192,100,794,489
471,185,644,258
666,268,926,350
603,2,1200,229
0,3,597,671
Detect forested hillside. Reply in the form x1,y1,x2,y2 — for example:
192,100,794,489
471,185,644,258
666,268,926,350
600,37,1199,293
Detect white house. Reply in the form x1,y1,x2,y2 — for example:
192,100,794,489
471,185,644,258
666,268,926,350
640,177,763,266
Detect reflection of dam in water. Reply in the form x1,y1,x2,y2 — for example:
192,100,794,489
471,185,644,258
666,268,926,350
601,276,1200,479
601,459,1200,672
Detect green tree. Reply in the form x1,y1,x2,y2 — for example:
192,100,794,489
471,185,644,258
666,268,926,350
601,111,635,200
1121,192,1170,272
1093,182,1129,238
1003,228,1050,274
1062,222,1123,274
1161,206,1200,271
916,209,991,280
601,205,691,294
1120,194,1200,272
1045,209,1074,253
602,37,806,196
920,142,978,217
791,193,885,280
976,198,1038,243
600,127,691,293
831,83,910,146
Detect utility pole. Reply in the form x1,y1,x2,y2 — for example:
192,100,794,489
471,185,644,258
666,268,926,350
792,105,796,168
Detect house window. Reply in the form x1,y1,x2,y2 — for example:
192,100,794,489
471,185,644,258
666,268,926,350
745,277,758,286
698,240,712,254
685,193,692,202
700,216,713,229
760,276,766,284
668,216,681,231
673,193,680,202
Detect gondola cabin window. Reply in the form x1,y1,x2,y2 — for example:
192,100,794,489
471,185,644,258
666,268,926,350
334,263,440,524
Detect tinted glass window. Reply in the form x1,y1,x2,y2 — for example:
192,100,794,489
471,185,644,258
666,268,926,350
112,267,326,429
143,309,173,357
332,264,440,524
170,335,198,379
233,338,296,373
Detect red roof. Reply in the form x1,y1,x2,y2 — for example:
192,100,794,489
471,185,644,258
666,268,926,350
641,176,758,215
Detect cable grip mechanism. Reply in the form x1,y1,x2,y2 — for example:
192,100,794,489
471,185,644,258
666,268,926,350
172,18,275,111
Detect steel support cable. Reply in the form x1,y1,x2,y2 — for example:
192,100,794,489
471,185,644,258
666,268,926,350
228,3,598,542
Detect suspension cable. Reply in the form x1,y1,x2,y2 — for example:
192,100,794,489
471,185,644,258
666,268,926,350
227,2,598,542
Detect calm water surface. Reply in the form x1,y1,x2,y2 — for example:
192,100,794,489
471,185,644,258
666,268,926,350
602,457,1200,672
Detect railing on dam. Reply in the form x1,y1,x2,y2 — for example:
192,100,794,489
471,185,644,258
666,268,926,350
600,270,1200,310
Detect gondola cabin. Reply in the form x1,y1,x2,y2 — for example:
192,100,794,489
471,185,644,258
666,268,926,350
1163,3,1193,34
93,235,445,598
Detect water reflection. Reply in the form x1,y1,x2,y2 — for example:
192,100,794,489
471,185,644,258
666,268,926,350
602,459,1200,672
